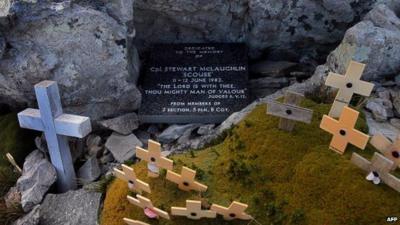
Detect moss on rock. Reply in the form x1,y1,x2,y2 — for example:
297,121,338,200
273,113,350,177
101,100,400,225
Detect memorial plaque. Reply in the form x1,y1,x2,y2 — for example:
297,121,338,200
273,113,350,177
139,43,249,123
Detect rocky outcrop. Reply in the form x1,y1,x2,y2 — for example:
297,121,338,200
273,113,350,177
133,0,377,59
12,205,40,225
0,1,141,121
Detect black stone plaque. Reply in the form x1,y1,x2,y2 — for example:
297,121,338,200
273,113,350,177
139,43,249,123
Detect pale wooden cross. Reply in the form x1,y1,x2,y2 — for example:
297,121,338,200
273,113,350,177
17,81,92,192
370,134,400,170
127,194,170,220
171,200,216,220
351,152,400,192
211,201,252,221
320,106,369,154
114,164,151,194
166,166,207,192
266,91,313,131
136,139,173,177
123,218,149,225
325,61,374,118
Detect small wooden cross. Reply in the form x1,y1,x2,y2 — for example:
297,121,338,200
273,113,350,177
6,153,22,174
210,201,252,221
136,139,173,177
113,164,151,194
266,91,313,131
320,106,369,154
123,218,149,225
127,194,170,220
325,61,374,118
351,152,400,192
171,200,216,220
18,81,92,192
166,166,207,192
370,134,400,170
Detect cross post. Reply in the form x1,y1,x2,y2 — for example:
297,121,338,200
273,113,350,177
370,133,400,170
17,81,91,192
171,200,216,220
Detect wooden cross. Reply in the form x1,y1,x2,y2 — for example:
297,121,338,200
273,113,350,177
114,164,151,194
171,200,216,220
266,91,313,131
17,81,92,192
325,61,374,118
127,194,170,220
136,139,173,177
6,153,22,174
123,218,149,225
351,152,400,192
320,106,369,154
370,134,400,170
166,166,207,192
211,201,252,221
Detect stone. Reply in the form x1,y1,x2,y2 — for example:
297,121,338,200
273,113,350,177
158,124,201,144
99,112,139,135
40,189,102,225
0,2,141,121
77,156,101,185
12,205,40,225
327,4,400,81
248,77,290,98
134,130,151,146
390,89,400,114
197,124,215,135
250,60,297,77
0,0,11,17
390,118,400,129
17,150,57,212
138,43,249,124
4,186,21,208
395,75,400,86
365,98,394,121
104,0,134,24
86,135,103,158
105,132,143,163
365,111,400,141
100,153,114,164
18,81,92,192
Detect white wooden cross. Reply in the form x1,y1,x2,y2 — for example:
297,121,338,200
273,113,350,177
351,152,400,192
114,164,151,194
211,201,252,221
325,61,374,118
171,200,216,220
320,106,369,154
17,81,92,192
136,139,173,177
370,134,400,171
166,166,207,192
127,194,170,220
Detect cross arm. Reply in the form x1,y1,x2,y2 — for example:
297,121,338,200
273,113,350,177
123,218,149,225
351,153,371,172
382,174,400,192
18,108,44,131
55,114,91,138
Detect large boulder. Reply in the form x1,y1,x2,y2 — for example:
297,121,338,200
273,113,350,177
16,150,57,212
327,4,400,81
12,205,40,225
133,0,377,58
0,1,141,121
39,189,102,225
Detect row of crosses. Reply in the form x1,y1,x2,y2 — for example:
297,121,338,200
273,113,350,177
266,60,400,193
114,139,253,225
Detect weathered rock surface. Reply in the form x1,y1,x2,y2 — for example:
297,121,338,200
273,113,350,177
157,124,201,144
39,189,102,225
365,98,393,121
4,186,21,208
327,4,400,81
17,150,57,212
0,1,141,121
12,205,40,225
365,111,400,141
105,132,142,162
77,156,101,184
134,0,377,58
99,112,139,135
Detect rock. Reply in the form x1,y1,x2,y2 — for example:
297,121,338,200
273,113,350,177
134,130,151,146
197,124,215,135
250,60,297,77
77,156,101,184
12,205,40,225
4,186,21,208
86,135,103,157
105,132,142,162
390,118,400,129
0,2,141,121
133,0,376,58
249,77,290,98
364,111,400,141
147,124,160,136
0,0,11,17
104,0,134,24
365,98,393,121
157,124,201,144
17,150,57,212
99,113,139,135
327,4,400,81
100,153,114,164
40,189,102,225
390,88,400,114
